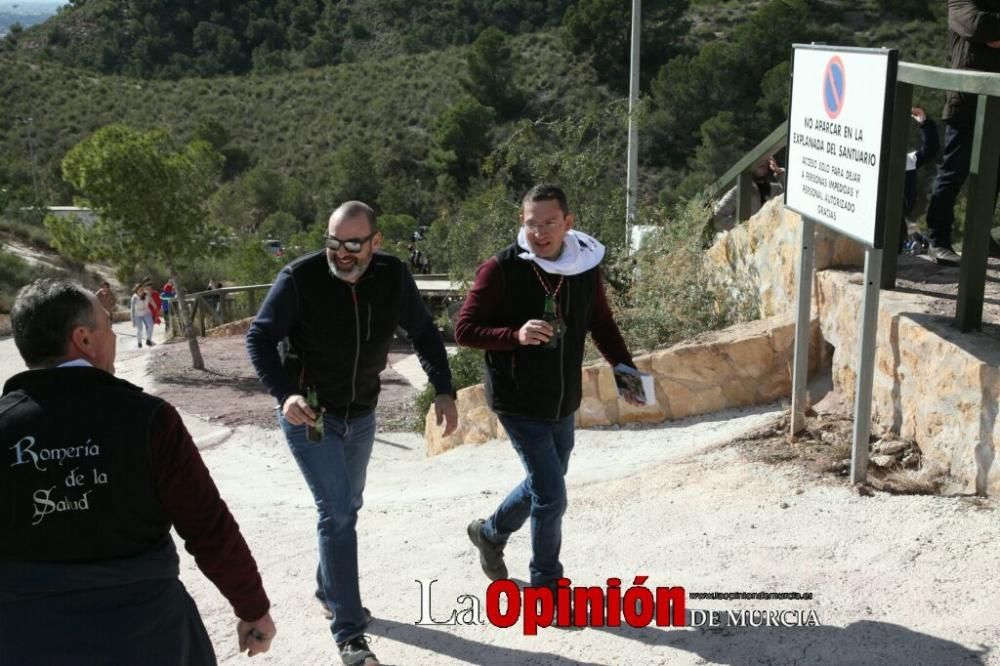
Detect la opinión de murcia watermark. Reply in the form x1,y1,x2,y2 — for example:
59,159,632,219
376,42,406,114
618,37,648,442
415,578,821,634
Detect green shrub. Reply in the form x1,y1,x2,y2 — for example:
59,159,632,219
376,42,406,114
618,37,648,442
610,196,759,354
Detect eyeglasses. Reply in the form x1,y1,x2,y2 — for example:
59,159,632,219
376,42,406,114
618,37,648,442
524,221,563,234
324,231,376,253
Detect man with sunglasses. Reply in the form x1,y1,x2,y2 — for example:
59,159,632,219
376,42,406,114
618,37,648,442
247,201,458,666
455,184,642,611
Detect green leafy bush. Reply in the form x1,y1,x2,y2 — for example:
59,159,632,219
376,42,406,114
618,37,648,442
611,196,759,353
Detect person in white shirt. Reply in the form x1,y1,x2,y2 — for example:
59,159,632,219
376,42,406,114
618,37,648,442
129,284,155,348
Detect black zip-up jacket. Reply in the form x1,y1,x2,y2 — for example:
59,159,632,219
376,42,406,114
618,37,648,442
455,243,634,420
246,250,453,416
944,0,1000,123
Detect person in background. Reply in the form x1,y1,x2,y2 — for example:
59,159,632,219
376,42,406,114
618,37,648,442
160,280,176,326
143,278,163,331
712,156,785,232
130,284,155,348
95,281,116,315
923,0,1000,265
901,107,940,254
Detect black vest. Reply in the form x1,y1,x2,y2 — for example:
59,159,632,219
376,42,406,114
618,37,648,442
282,251,406,416
484,243,598,420
0,367,170,562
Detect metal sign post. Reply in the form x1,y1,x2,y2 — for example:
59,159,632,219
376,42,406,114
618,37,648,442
791,217,816,434
784,45,898,483
850,247,883,482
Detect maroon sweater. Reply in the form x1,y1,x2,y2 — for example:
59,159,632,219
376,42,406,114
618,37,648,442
152,403,270,621
456,256,634,364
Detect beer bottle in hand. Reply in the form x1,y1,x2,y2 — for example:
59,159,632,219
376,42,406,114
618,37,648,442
541,295,564,349
306,387,324,442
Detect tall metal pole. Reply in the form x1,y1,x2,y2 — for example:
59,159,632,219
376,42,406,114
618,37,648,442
625,0,641,254
23,117,41,207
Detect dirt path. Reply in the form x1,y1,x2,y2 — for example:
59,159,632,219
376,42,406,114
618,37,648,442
181,407,999,666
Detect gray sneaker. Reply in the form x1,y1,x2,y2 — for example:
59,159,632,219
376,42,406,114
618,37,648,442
467,518,508,581
929,245,961,266
337,635,378,666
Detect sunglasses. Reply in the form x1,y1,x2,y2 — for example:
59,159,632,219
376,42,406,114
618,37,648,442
324,231,376,253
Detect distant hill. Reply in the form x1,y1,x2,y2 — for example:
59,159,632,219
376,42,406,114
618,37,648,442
0,28,607,200
0,0,954,226
3,0,575,77
0,1,62,37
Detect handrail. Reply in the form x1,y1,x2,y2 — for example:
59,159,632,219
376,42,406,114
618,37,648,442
710,122,789,196
186,284,272,299
898,62,1000,96
708,122,789,225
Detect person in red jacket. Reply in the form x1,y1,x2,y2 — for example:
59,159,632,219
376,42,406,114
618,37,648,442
0,279,276,663
143,277,163,326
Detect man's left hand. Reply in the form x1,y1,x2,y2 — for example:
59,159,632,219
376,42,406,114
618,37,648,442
434,394,459,437
622,390,646,407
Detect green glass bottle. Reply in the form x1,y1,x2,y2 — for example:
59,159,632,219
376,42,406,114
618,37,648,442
541,294,564,349
306,387,324,442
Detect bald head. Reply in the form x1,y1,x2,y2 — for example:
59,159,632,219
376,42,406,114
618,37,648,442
329,201,377,234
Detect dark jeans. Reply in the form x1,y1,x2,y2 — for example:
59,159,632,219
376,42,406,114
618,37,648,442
483,412,575,587
279,409,375,645
926,116,1000,249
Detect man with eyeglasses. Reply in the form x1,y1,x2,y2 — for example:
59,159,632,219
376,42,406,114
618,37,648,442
455,184,642,611
246,201,458,666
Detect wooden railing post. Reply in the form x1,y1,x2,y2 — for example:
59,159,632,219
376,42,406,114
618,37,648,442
736,170,754,223
880,82,913,288
957,95,1000,332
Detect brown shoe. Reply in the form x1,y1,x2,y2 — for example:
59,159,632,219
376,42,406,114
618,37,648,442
467,519,508,581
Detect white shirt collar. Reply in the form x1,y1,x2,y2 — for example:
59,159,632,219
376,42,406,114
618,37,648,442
57,359,94,369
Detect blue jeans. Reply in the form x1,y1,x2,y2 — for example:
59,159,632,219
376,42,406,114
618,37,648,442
135,314,153,343
279,409,376,645
483,413,575,587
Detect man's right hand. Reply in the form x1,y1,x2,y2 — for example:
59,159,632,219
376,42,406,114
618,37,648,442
518,319,554,345
238,612,276,657
282,394,317,426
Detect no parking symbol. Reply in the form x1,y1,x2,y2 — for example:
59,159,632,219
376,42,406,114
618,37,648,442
823,56,846,119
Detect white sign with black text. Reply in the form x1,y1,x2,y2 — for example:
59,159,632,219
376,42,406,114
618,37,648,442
785,45,896,247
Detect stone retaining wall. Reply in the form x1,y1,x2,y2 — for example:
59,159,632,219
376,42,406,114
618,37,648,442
709,198,999,494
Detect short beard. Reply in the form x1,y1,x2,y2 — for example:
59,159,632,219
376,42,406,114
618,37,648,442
327,255,369,283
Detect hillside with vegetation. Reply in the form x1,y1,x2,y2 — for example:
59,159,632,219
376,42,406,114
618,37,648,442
0,0,956,351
